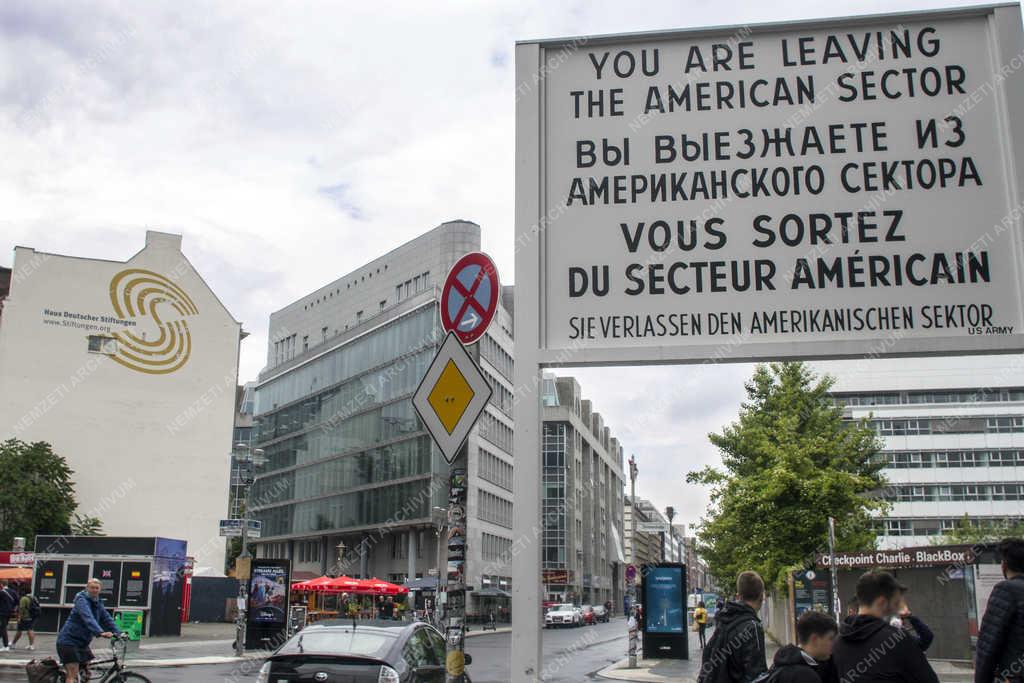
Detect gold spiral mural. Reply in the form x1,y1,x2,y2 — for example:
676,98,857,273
107,268,198,374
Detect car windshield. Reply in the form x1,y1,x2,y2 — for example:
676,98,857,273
278,628,397,658
554,604,574,611
582,606,593,612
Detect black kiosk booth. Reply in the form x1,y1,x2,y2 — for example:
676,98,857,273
640,562,688,660
33,536,187,637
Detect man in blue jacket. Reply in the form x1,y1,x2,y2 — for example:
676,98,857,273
56,578,121,683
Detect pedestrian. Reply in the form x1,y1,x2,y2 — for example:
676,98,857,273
697,571,767,683
694,602,709,648
768,611,837,683
975,537,1024,683
377,596,387,620
831,571,938,683
889,596,933,652
10,588,40,650
0,581,17,651
845,598,858,618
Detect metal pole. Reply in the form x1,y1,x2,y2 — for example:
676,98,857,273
628,456,638,669
445,446,468,683
827,517,841,618
235,481,250,658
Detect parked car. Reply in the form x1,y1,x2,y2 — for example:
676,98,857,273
592,604,609,623
545,603,582,628
580,605,596,625
257,619,472,682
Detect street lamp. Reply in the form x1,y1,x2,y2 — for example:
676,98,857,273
235,446,266,657
665,507,676,563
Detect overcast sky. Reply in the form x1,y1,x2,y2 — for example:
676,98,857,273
2,0,1019,531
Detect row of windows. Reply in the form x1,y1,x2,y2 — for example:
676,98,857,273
252,436,434,504
258,400,424,474
257,306,437,412
486,370,514,419
256,349,434,444
542,422,568,569
302,264,389,312
255,479,432,537
480,575,511,590
886,483,1024,501
478,411,513,453
879,450,1024,468
478,489,513,529
481,533,513,563
480,334,513,382
835,387,1024,406
297,539,321,563
395,272,431,302
881,517,1023,536
479,448,513,492
873,416,1024,436
274,334,299,366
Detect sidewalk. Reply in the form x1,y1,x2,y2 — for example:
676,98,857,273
0,622,263,668
598,630,973,683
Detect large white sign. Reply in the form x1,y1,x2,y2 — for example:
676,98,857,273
518,4,1024,365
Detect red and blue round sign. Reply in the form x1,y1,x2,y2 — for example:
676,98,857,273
440,252,500,345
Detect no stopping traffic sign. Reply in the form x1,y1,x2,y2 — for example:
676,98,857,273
440,252,500,345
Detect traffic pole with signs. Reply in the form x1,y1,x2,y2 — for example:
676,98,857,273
413,251,499,683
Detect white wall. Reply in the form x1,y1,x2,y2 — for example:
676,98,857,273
0,232,240,571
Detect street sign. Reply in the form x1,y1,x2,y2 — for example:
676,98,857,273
637,521,670,535
219,519,262,538
440,252,500,345
412,331,493,463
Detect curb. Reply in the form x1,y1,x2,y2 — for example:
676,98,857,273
0,652,270,669
596,657,698,683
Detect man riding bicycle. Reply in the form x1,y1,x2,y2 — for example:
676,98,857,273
56,578,121,683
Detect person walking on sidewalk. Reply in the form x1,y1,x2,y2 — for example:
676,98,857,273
890,596,934,652
698,571,767,683
768,611,837,683
832,571,938,683
694,602,709,648
10,588,40,650
975,538,1024,683
0,581,17,651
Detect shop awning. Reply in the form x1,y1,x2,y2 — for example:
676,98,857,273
0,567,31,581
472,587,511,598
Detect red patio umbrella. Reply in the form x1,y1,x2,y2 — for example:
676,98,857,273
323,575,366,593
291,575,333,591
365,578,409,595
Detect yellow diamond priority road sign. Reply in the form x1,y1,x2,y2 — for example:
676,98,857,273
413,331,493,464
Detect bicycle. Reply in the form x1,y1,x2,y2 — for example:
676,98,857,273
53,634,151,683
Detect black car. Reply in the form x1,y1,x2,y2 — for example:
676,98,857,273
257,620,473,682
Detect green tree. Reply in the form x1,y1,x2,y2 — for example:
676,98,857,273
687,362,889,591
935,515,1024,545
71,513,104,536
0,439,78,548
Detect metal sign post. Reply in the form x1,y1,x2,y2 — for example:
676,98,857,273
445,453,469,683
827,517,841,617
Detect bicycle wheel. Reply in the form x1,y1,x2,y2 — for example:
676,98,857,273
112,672,152,683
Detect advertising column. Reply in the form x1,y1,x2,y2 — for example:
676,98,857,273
641,563,687,660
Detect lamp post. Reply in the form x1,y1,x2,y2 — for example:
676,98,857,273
336,541,348,573
627,455,639,669
665,507,676,563
432,506,448,627
234,446,265,658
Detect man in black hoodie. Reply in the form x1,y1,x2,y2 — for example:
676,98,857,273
975,538,1024,683
831,571,939,683
698,571,768,683
770,611,838,683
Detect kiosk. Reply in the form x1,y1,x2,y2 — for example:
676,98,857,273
641,563,688,660
33,536,187,637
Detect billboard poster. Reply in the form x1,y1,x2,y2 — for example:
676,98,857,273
93,561,121,606
793,569,833,622
151,538,187,636
644,565,685,634
34,560,63,604
119,562,151,607
248,561,289,625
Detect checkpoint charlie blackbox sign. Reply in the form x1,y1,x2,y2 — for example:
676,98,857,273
517,4,1024,364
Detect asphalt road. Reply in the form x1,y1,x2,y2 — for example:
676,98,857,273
0,619,630,682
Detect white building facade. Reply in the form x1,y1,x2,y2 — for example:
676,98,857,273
0,232,242,571
826,358,1024,548
251,221,515,615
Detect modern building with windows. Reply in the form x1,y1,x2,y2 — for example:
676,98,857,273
829,364,1024,548
541,374,627,609
0,231,242,571
227,382,257,521
250,221,515,616
623,497,662,568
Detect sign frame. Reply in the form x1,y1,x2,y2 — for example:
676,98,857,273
512,5,1024,682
